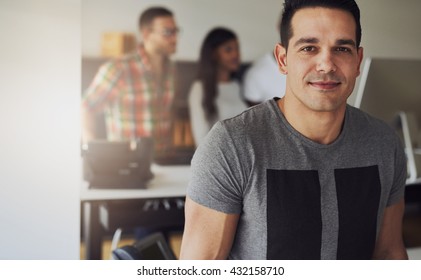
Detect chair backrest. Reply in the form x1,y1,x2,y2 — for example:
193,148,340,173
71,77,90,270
111,232,176,260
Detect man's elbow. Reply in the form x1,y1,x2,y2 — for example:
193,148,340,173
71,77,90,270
372,246,408,260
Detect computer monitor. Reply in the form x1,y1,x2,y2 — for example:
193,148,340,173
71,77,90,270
354,57,421,126
354,57,421,183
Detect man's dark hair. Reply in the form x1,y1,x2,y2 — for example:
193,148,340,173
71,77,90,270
138,7,173,29
280,0,361,50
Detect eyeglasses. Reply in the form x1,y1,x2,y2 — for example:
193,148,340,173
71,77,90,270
150,27,181,38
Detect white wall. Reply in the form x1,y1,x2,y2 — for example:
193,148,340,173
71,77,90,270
82,0,421,104
0,0,80,259
82,0,281,61
350,0,421,104
358,0,421,60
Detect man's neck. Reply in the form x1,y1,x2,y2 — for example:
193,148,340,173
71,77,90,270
277,97,346,145
143,44,166,75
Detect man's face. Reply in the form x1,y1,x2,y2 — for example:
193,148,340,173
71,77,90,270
276,7,363,113
143,16,178,56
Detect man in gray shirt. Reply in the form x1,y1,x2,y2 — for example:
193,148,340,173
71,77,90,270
180,0,408,260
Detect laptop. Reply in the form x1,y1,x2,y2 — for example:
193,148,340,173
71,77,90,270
82,138,154,189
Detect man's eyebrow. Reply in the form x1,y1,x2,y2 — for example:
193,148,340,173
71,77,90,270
336,39,357,47
293,37,357,48
293,37,319,47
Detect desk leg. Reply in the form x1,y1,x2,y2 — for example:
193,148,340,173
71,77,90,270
83,201,103,260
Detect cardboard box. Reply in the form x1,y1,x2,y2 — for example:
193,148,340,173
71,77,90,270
101,32,136,57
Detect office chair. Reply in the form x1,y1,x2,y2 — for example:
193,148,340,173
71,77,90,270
111,230,177,260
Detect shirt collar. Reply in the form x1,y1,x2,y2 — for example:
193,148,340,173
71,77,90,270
137,44,171,75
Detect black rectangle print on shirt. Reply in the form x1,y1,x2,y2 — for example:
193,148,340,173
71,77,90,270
335,165,381,260
266,166,381,260
266,169,322,260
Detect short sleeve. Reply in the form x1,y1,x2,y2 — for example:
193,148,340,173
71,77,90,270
187,121,247,214
387,134,408,206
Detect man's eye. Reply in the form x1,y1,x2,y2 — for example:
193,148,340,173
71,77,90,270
336,47,351,52
224,46,233,52
301,46,315,52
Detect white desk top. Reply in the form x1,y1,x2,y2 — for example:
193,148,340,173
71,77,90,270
80,164,420,202
80,164,190,201
406,177,421,186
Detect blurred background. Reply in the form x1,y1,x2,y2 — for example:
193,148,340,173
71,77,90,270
0,0,420,259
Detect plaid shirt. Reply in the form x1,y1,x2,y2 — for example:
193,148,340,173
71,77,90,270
82,45,175,155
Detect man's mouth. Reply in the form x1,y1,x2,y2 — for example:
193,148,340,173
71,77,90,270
308,81,341,90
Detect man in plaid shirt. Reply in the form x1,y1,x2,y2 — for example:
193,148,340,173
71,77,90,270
82,7,179,158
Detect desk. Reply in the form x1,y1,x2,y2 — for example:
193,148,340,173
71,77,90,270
80,164,190,260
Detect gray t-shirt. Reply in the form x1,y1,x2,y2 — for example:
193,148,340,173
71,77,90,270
188,99,407,260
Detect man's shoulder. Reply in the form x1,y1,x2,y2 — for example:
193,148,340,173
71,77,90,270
98,51,151,75
220,99,277,129
346,105,398,138
98,54,133,68
347,105,386,125
116,52,142,65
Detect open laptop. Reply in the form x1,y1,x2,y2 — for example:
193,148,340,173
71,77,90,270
82,138,154,189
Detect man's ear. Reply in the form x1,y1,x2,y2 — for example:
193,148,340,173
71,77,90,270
356,47,364,76
140,27,150,41
274,43,288,75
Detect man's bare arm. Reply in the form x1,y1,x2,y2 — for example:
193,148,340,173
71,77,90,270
81,105,97,143
372,198,408,259
180,196,239,259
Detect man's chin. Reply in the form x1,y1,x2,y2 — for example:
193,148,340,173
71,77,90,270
163,50,175,57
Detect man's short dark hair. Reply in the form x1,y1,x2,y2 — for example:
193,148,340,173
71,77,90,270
280,0,361,50
138,7,173,29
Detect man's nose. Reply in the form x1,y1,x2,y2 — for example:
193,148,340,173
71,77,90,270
167,35,177,45
316,50,336,73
